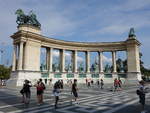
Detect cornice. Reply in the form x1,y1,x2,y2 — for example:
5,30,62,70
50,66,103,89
11,30,139,51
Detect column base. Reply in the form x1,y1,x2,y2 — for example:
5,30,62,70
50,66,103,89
6,71,41,87
112,72,118,80
99,73,104,79
125,72,142,85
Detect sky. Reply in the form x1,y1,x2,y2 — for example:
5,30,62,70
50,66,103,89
0,0,150,69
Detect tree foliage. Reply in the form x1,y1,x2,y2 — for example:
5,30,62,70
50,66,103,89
0,65,11,79
104,52,150,76
139,53,150,77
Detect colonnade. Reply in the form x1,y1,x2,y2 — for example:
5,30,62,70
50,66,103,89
8,25,141,86
12,43,118,74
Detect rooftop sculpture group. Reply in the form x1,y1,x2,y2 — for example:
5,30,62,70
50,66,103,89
129,27,136,38
15,9,41,28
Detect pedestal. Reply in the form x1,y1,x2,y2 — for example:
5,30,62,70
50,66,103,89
6,71,41,87
125,72,141,85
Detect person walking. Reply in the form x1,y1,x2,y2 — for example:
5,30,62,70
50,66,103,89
118,78,122,90
137,80,148,113
20,80,32,107
35,79,45,105
114,78,118,92
20,81,25,103
53,81,61,109
97,79,100,88
60,80,63,89
71,79,79,104
85,78,88,86
100,79,104,89
87,79,91,88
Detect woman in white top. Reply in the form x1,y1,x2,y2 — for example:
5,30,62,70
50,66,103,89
53,81,61,109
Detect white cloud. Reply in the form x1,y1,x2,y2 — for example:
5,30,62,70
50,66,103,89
96,55,112,63
53,51,59,57
0,0,150,67
77,56,84,62
102,55,112,63
52,51,84,63
98,25,129,35
115,0,150,12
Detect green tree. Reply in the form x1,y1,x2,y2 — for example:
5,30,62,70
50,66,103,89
0,65,11,79
139,53,150,78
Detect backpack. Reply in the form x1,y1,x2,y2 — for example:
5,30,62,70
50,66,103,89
20,88,24,94
42,82,46,90
136,89,142,95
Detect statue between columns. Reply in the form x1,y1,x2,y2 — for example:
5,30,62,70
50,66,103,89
78,63,84,73
66,63,72,72
91,59,99,72
40,64,46,71
52,63,60,72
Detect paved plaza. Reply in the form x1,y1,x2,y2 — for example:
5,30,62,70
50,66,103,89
0,84,150,113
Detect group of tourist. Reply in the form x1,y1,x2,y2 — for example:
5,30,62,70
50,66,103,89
20,79,45,106
85,78,104,89
20,78,149,113
113,78,122,91
20,78,79,109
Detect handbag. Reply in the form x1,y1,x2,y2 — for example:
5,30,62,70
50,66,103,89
20,89,24,94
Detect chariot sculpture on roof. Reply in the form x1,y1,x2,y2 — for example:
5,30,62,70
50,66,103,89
15,9,41,28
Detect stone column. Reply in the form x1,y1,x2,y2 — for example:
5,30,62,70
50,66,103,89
112,51,117,73
126,39,141,81
23,42,28,70
127,46,140,73
86,51,90,73
46,48,50,70
73,50,77,73
17,41,24,70
49,47,53,72
60,49,65,72
23,41,41,71
12,44,17,71
98,52,103,73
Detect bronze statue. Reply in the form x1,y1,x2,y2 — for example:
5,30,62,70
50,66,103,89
129,28,136,37
15,9,41,28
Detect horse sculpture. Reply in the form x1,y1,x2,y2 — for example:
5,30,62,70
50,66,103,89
15,9,41,28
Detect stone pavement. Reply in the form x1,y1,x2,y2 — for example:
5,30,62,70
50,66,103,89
0,84,150,113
